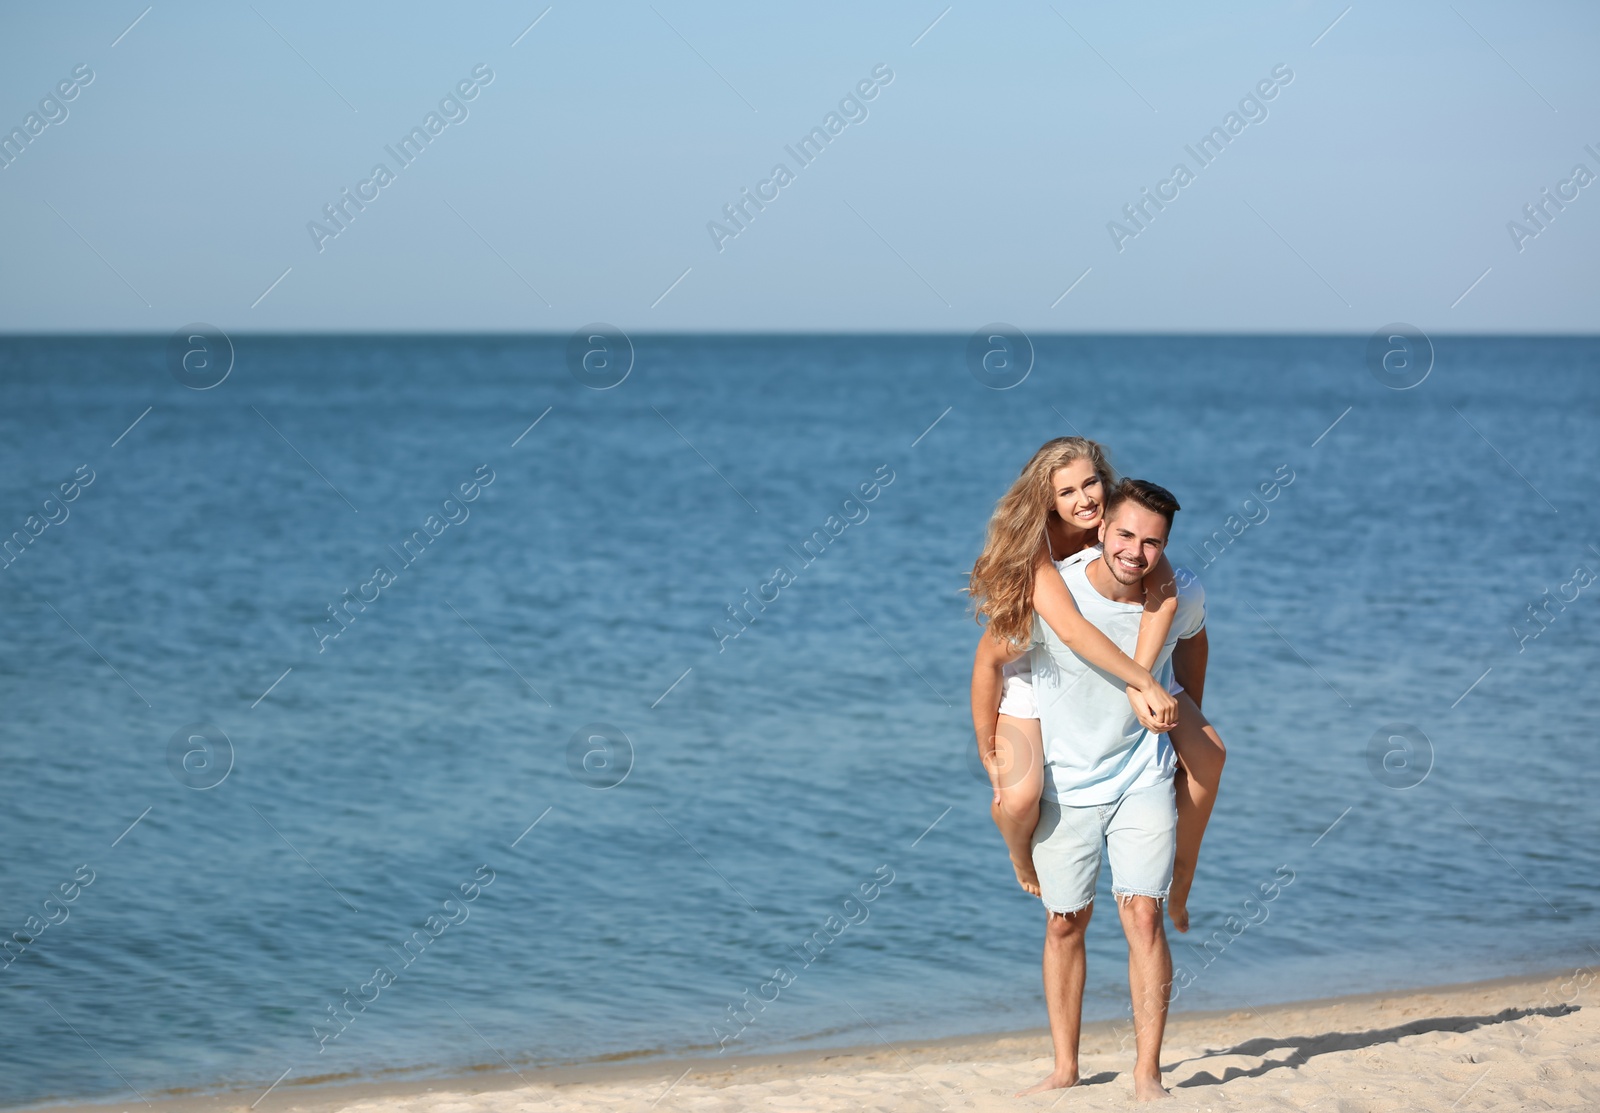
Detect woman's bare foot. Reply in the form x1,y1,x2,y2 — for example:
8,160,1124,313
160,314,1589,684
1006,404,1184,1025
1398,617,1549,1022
1016,1068,1078,1097
1011,852,1041,896
1133,1072,1171,1100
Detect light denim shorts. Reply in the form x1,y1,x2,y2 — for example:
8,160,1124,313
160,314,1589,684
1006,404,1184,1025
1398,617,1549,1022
1031,779,1177,916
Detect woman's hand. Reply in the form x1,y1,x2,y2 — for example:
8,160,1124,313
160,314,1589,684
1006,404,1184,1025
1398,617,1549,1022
1126,682,1179,734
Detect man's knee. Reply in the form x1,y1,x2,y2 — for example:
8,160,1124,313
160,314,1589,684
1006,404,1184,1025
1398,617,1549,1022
1117,894,1165,939
1046,906,1091,941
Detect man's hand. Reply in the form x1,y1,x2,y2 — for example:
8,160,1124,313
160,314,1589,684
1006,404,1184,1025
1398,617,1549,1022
972,631,1023,800
1126,683,1178,734
976,729,1004,804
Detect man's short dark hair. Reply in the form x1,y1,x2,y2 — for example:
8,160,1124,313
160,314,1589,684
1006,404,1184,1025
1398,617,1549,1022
1104,478,1181,531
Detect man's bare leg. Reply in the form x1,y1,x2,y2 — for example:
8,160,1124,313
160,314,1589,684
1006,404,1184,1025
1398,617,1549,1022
1116,894,1172,1100
1017,905,1091,1096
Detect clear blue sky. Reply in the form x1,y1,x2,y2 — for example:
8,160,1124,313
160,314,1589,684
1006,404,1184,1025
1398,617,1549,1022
1,1,1595,332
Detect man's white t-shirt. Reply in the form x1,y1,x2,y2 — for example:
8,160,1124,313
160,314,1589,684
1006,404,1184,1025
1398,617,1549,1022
1028,546,1206,807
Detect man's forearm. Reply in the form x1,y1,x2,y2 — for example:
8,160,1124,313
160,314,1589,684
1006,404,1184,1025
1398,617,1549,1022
971,659,1005,750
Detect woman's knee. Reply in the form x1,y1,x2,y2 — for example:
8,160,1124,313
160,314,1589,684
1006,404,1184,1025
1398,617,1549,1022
996,779,1041,822
1206,728,1227,767
1174,721,1226,783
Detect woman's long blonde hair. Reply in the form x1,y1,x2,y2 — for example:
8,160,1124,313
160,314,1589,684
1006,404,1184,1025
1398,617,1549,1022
968,437,1116,646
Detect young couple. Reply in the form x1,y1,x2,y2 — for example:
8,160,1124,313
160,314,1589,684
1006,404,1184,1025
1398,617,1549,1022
968,437,1227,1101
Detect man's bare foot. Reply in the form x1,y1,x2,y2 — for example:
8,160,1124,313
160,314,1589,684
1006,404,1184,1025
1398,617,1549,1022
1010,853,1041,896
1133,1073,1171,1101
1015,1068,1078,1097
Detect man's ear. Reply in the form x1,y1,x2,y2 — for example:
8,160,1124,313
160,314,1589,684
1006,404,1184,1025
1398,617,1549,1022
1096,519,1107,544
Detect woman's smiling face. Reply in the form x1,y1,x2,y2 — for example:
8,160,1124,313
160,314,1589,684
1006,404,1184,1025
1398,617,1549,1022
1050,458,1104,532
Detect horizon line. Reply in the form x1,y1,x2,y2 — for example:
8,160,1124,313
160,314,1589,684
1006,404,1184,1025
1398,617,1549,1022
3,329,1598,339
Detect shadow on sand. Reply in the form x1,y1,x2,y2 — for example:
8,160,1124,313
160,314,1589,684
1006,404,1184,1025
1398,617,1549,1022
1168,1003,1578,1087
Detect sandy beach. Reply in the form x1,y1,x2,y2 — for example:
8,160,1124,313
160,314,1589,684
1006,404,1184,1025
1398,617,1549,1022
24,968,1594,1113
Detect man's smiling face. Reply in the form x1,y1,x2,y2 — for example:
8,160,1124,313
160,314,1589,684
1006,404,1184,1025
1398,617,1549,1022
1098,502,1170,587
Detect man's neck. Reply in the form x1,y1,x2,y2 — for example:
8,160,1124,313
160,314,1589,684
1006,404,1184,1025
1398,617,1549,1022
1085,550,1146,605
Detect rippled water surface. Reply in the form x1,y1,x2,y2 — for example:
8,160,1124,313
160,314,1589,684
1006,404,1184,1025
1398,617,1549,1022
0,334,1596,1106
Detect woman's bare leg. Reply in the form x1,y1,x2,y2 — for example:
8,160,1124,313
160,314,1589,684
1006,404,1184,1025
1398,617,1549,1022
1166,691,1225,933
990,714,1046,896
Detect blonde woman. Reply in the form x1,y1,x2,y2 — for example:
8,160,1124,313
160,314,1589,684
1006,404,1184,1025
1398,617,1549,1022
968,437,1225,932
